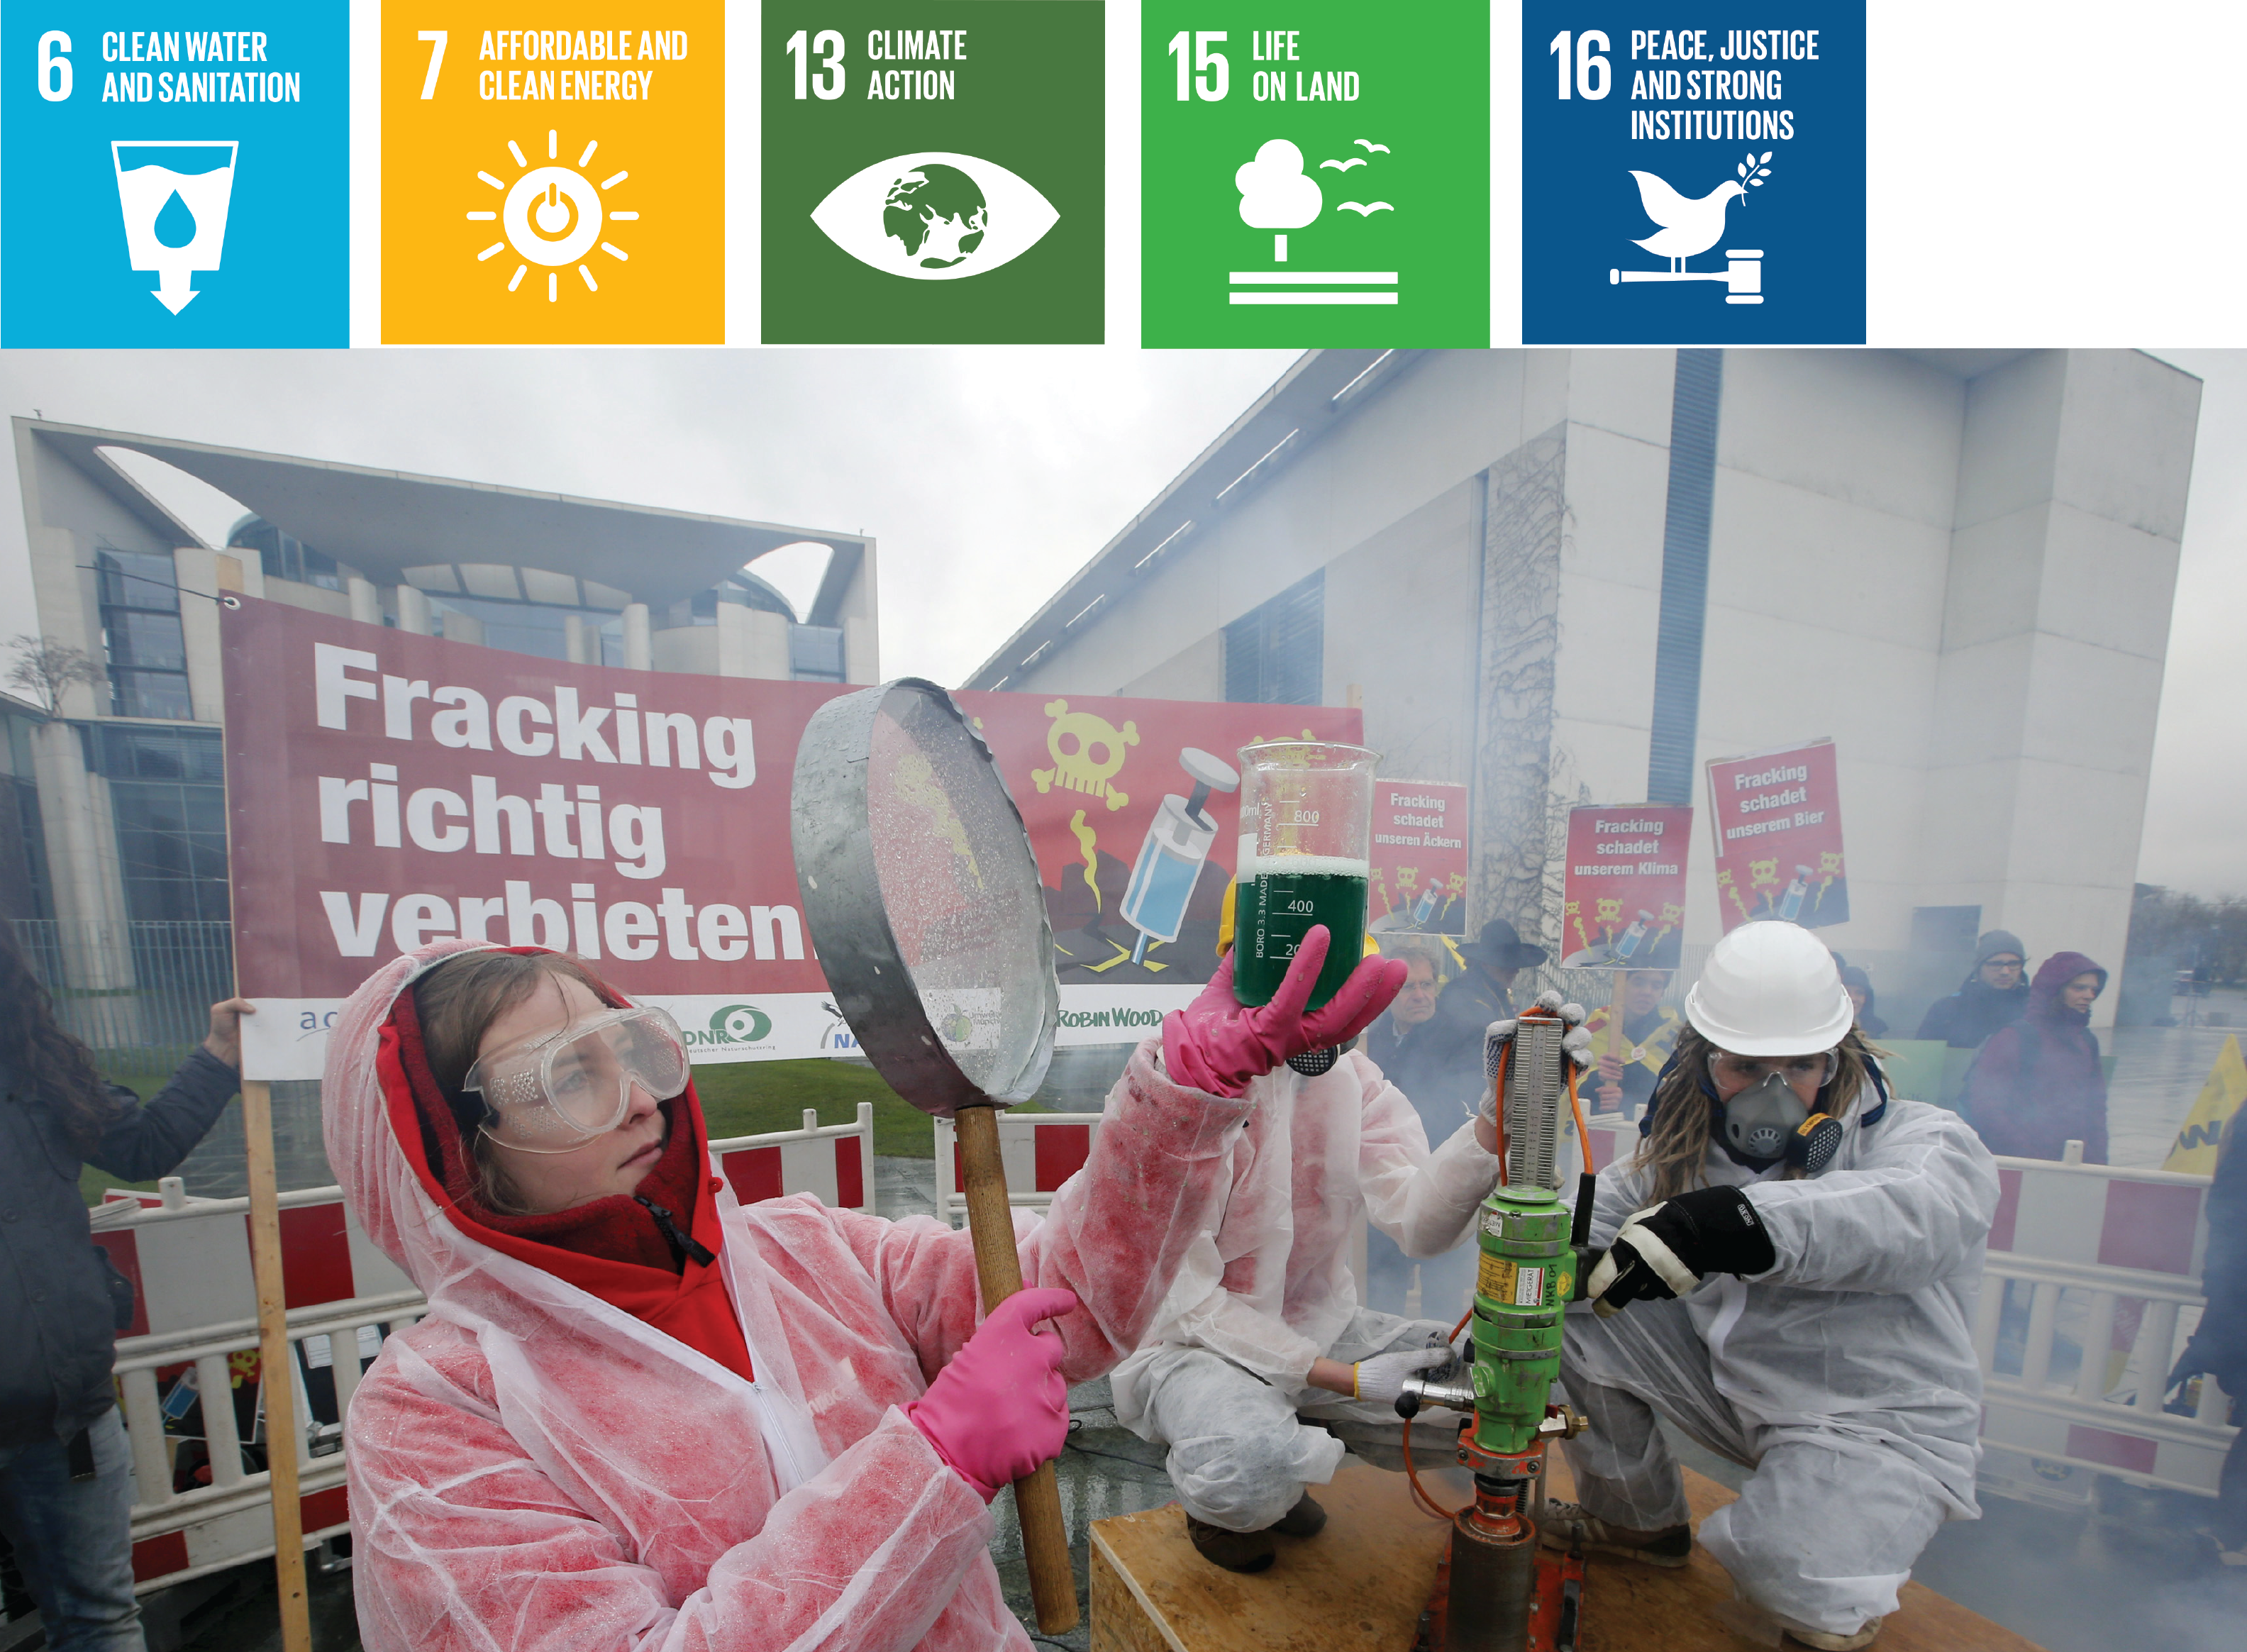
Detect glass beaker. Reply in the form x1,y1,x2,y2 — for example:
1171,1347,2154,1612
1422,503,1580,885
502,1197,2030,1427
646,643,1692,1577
1231,741,1380,1009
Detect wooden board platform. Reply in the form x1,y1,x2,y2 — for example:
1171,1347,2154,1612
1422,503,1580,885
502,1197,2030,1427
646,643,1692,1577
1087,1456,2045,1652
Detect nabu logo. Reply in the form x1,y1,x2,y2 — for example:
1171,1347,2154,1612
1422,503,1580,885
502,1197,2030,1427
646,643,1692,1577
809,152,1058,281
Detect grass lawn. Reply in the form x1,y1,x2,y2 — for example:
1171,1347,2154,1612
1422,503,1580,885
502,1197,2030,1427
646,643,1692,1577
689,1058,943,1158
688,1058,1056,1155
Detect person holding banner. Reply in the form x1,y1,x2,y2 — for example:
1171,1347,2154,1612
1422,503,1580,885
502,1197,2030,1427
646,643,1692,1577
0,927,250,1652
1553,921,1997,1651
328,938,1399,1652
1584,968,1683,1118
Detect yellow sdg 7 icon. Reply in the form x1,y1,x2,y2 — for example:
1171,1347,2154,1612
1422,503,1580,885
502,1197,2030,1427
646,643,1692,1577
381,5,724,343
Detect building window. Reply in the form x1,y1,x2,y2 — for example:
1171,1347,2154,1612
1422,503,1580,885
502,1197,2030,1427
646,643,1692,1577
1223,569,1325,706
789,624,846,682
1,716,53,921
677,569,797,628
228,517,343,592
86,724,230,923
428,594,625,664
96,549,193,721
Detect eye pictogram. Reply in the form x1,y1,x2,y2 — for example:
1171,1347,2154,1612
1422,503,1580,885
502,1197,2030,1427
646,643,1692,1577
809,151,1057,282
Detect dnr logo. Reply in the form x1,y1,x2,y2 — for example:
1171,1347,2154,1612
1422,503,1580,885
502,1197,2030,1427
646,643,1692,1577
687,1004,774,1048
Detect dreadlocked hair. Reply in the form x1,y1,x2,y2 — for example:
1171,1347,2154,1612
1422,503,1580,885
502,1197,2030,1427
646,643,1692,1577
0,925,124,1157
1633,1023,1887,1203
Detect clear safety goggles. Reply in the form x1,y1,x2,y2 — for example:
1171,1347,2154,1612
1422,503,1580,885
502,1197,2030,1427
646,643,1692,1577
462,1006,689,1153
1707,1048,1839,1094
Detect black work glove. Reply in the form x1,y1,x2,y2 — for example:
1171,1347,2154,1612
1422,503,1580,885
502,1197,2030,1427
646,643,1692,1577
1585,1185,1776,1317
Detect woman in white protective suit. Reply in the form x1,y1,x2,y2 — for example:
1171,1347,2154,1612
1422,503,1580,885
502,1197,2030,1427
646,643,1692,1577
1111,914,1594,1575
328,936,1402,1652
1550,920,1999,1651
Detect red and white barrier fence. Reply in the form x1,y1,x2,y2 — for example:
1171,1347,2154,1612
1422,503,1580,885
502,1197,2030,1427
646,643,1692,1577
100,1094,2240,1602
1975,1146,2233,1504
97,1103,875,1595
930,1111,1103,1228
1582,1114,2239,1504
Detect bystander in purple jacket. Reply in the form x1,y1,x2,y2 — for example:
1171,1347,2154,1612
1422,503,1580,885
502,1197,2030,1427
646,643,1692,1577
1964,951,2111,1163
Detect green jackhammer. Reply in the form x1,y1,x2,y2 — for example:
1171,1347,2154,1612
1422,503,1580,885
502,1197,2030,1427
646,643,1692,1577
1394,999,1600,1652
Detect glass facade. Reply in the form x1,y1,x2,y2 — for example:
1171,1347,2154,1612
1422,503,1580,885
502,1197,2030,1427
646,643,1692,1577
87,724,230,923
789,623,847,682
95,548,193,720
683,569,797,624
229,517,344,591
429,594,626,665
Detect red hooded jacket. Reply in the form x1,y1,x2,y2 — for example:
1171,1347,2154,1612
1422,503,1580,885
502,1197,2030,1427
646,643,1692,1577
378,971,753,1380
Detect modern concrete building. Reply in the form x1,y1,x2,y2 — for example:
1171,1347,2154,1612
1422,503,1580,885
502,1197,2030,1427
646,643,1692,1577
967,349,2201,1029
5,418,877,1041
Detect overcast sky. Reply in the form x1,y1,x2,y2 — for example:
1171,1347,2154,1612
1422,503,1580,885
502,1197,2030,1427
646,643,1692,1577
0,347,2238,897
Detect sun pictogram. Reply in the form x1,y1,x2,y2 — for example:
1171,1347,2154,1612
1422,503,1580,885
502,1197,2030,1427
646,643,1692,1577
465,128,639,302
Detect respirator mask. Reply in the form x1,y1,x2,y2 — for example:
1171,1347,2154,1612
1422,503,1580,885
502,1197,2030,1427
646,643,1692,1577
1709,1050,1844,1174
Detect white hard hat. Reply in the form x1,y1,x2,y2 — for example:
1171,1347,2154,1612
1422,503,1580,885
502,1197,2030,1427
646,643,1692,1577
1684,920,1854,1057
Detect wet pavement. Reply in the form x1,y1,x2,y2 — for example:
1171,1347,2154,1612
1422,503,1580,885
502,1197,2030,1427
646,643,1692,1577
2107,998,2246,1165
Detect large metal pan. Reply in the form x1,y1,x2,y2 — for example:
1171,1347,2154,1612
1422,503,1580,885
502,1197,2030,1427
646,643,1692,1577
791,678,1075,1633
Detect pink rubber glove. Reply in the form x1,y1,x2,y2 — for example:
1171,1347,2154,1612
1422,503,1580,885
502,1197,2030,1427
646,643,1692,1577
1161,926,1409,1098
903,1286,1079,1502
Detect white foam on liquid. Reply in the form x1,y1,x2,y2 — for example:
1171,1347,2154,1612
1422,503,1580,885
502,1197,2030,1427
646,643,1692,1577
1242,854,1372,880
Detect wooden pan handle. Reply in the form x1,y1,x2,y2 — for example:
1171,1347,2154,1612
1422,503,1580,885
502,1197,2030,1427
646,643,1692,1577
953,1103,1080,1635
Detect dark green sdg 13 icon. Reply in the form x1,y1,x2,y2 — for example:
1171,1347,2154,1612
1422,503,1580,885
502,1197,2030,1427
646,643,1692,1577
762,2,1104,343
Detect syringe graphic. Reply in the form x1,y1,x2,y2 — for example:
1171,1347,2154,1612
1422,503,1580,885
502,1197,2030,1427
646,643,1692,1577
1121,748,1241,965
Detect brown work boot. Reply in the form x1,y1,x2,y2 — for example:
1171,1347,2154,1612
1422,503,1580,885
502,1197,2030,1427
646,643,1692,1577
1271,1492,1328,1538
1187,1514,1276,1573
1781,1622,1884,1651
1536,1499,1692,1568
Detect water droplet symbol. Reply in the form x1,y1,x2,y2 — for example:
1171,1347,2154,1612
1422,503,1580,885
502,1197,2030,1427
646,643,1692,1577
153,189,197,249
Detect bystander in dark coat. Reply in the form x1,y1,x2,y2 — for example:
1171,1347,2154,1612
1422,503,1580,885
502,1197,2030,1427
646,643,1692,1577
1963,951,2109,1163
1915,929,2030,1048
0,925,248,1652
1416,920,1549,1124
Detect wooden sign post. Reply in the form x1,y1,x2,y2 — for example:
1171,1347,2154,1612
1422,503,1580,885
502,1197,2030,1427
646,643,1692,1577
216,553,312,1652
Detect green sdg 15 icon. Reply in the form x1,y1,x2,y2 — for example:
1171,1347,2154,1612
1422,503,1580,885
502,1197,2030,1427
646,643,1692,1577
1140,3,1489,347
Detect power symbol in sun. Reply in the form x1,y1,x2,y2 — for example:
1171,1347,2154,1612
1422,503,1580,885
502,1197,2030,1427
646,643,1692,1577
466,129,641,303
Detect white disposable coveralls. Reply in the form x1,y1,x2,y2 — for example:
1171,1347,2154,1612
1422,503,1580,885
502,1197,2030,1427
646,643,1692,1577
1111,1049,1502,1531
1560,1085,1999,1640
330,944,1254,1652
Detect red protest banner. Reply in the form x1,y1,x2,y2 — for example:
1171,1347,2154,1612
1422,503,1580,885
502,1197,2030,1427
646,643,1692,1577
1363,780,1470,937
1558,805,1693,970
957,694,1361,1006
221,597,1362,1076
1704,738,1848,931
222,597,846,1076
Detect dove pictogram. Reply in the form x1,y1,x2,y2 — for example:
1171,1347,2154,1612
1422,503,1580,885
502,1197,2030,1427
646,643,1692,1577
1627,172,1743,271
1626,156,1770,272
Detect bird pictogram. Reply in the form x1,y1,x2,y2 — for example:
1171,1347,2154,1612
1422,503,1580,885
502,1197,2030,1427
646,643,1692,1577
1626,154,1771,272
